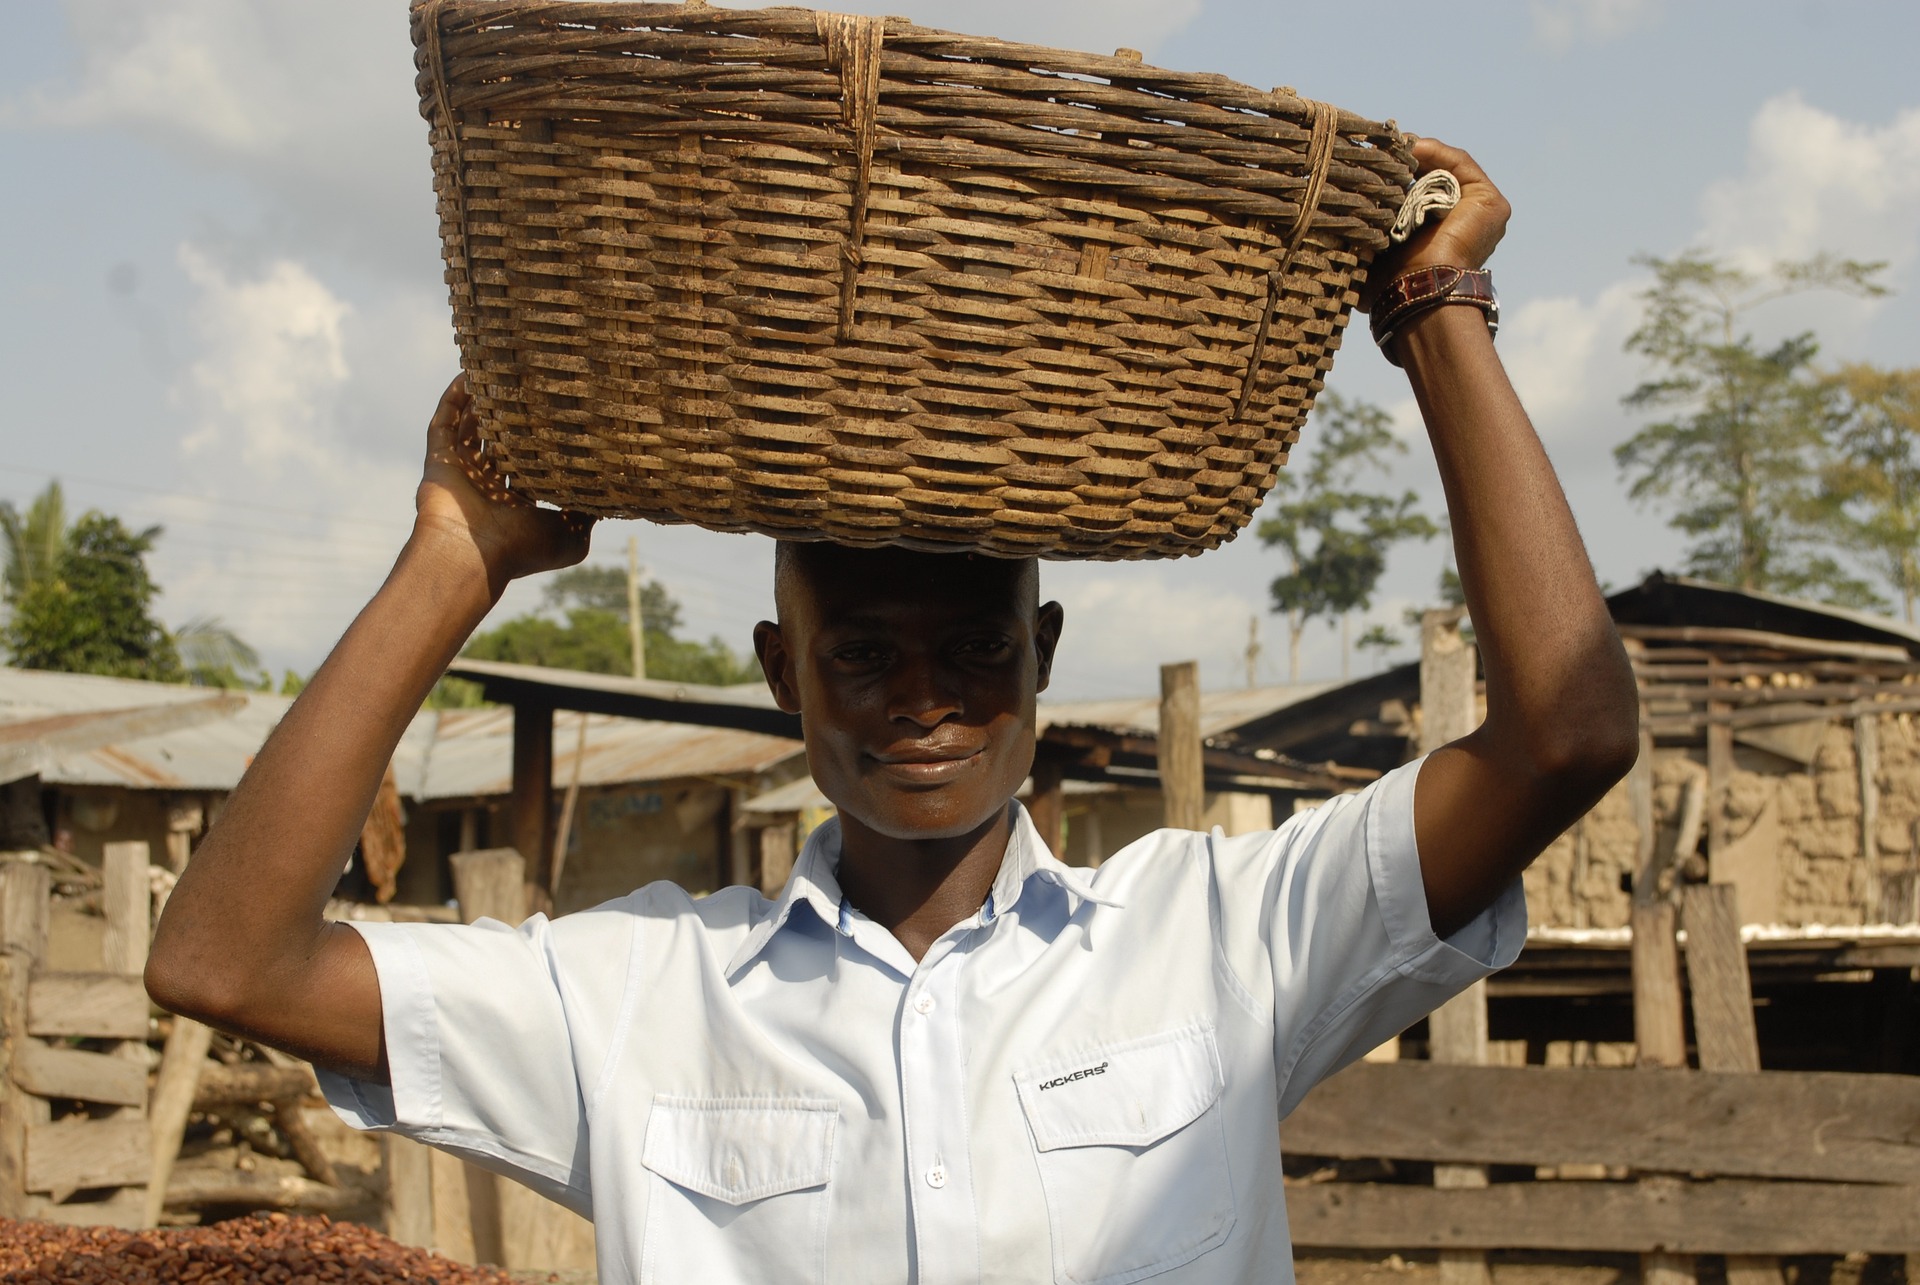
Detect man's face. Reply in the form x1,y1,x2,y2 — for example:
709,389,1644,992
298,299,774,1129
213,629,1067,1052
754,546,1063,842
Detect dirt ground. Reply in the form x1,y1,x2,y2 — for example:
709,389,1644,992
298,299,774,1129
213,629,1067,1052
1294,1252,1911,1285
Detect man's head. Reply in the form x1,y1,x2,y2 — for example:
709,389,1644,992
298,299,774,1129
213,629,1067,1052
753,542,1064,843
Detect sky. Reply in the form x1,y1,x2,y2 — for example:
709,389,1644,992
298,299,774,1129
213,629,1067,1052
3,0,1919,700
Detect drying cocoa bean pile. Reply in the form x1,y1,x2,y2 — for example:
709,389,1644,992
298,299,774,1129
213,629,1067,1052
0,1213,532,1283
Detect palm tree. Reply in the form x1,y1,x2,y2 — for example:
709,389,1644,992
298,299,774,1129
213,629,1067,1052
174,616,265,688
0,481,70,599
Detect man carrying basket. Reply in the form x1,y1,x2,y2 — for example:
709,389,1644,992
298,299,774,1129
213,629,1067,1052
148,140,1639,1282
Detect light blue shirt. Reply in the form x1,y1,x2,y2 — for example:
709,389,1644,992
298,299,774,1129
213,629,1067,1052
321,756,1524,1284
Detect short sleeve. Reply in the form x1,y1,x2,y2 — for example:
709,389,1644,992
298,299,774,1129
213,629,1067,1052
1207,756,1526,1117
315,914,610,1214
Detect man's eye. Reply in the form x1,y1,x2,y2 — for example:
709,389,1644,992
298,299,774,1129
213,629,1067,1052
831,645,888,667
958,637,1013,659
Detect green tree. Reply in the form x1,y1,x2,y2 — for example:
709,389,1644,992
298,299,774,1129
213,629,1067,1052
1821,364,1920,621
1259,393,1439,682
454,567,760,693
1614,251,1887,605
1,513,183,680
1,480,69,598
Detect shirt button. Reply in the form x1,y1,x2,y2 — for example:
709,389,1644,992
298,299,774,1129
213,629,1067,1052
913,994,936,1016
926,1165,948,1189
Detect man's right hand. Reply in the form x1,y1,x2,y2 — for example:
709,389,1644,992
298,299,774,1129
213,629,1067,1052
413,375,594,600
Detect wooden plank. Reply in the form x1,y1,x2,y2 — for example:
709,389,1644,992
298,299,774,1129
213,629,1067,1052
1158,661,1203,831
145,1016,214,1226
14,1042,146,1106
1283,1060,1920,1184
25,1187,146,1229
1684,884,1761,1075
1283,1179,1920,1253
1615,624,1911,663
1631,902,1687,1068
25,1117,151,1194
28,972,149,1039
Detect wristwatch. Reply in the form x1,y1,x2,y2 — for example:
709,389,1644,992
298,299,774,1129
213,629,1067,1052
1369,266,1498,366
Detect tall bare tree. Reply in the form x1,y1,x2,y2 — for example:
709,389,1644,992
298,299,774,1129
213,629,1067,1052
1614,251,1886,605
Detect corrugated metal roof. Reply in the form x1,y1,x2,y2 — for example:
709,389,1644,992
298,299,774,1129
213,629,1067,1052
0,667,801,798
412,706,801,800
1038,683,1338,741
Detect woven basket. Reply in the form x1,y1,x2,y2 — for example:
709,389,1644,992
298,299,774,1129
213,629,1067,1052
412,1,1416,559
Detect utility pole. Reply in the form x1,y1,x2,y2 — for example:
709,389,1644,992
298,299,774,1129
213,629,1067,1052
626,535,647,681
1244,616,1260,689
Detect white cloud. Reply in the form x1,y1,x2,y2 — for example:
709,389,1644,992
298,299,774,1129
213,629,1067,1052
154,246,419,659
1499,279,1643,437
1528,0,1661,52
8,1,433,274
1699,92,1920,274
1044,567,1265,698
176,246,350,469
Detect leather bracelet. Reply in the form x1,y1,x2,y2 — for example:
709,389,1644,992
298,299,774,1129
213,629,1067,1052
1370,266,1498,367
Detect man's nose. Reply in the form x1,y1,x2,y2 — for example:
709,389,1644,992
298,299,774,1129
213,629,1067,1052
887,654,962,728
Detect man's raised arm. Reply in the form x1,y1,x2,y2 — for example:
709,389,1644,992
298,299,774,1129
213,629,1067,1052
145,377,592,1083
1378,141,1641,938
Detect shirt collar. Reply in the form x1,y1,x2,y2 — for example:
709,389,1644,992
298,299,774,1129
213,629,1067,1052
724,801,1122,979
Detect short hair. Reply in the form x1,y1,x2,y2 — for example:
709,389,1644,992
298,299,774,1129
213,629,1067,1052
773,540,1038,623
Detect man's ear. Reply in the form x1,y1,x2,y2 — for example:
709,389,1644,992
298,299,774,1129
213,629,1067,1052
1034,601,1065,694
753,620,802,714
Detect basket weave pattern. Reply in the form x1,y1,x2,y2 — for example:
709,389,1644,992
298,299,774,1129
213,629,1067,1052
413,1,1416,558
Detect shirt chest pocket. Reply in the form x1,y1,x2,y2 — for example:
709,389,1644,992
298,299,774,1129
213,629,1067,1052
639,1097,838,1285
1015,1025,1235,1285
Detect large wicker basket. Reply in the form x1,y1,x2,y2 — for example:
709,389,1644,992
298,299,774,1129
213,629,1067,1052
412,1,1417,559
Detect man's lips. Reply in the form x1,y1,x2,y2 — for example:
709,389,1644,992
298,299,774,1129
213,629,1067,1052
866,744,986,783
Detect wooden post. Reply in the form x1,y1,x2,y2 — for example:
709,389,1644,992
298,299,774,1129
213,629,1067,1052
1028,750,1065,859
100,842,152,1226
1429,980,1491,1285
1158,661,1203,832
449,848,595,1273
1418,610,1476,756
1682,884,1760,1075
143,1016,214,1227
1858,716,1882,922
549,713,590,906
510,697,555,912
758,824,797,898
1632,891,1694,1285
383,1136,435,1248
1420,610,1487,1285
0,860,50,1218
1682,883,1778,1285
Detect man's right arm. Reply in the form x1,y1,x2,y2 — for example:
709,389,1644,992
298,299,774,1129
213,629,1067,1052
145,377,592,1083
